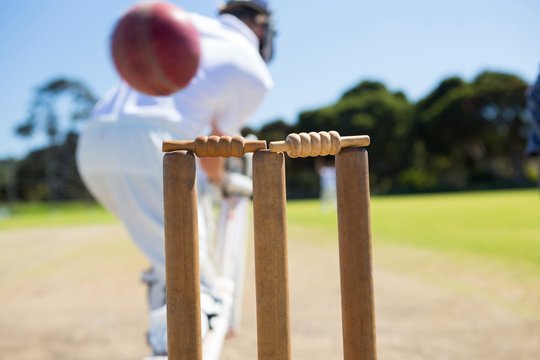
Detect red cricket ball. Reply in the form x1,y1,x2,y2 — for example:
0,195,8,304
111,1,201,96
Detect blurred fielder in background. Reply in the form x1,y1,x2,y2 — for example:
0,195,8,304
316,158,337,213
76,0,276,356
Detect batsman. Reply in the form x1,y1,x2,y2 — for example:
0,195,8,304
76,0,276,357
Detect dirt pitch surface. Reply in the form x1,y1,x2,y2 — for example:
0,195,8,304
1,223,539,359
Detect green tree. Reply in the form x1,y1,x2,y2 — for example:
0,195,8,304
15,132,92,201
15,78,97,201
0,159,18,203
298,81,415,192
472,71,529,183
248,71,532,195
416,71,529,189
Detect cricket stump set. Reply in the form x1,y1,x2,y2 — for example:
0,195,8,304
162,131,377,360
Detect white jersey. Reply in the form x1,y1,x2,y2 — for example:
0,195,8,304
77,13,272,286
91,13,273,138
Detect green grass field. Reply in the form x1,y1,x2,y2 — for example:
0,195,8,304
0,202,115,230
288,189,540,271
1,189,539,270
1,189,539,358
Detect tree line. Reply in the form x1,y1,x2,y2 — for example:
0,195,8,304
246,71,536,197
0,70,536,202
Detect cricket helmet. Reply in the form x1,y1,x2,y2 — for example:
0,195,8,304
219,0,276,62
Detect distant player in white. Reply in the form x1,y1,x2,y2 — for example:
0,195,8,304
317,159,337,212
76,1,275,356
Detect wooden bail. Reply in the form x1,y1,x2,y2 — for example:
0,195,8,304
163,135,267,157
269,131,370,157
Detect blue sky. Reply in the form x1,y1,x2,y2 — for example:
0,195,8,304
1,0,539,158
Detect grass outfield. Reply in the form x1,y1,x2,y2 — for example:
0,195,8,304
0,202,115,230
1,189,539,269
288,189,540,271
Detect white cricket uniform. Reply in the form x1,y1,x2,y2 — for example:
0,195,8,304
77,13,272,288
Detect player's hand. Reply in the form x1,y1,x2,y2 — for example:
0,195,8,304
200,156,224,184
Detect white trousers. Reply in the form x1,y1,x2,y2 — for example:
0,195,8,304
76,117,217,288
